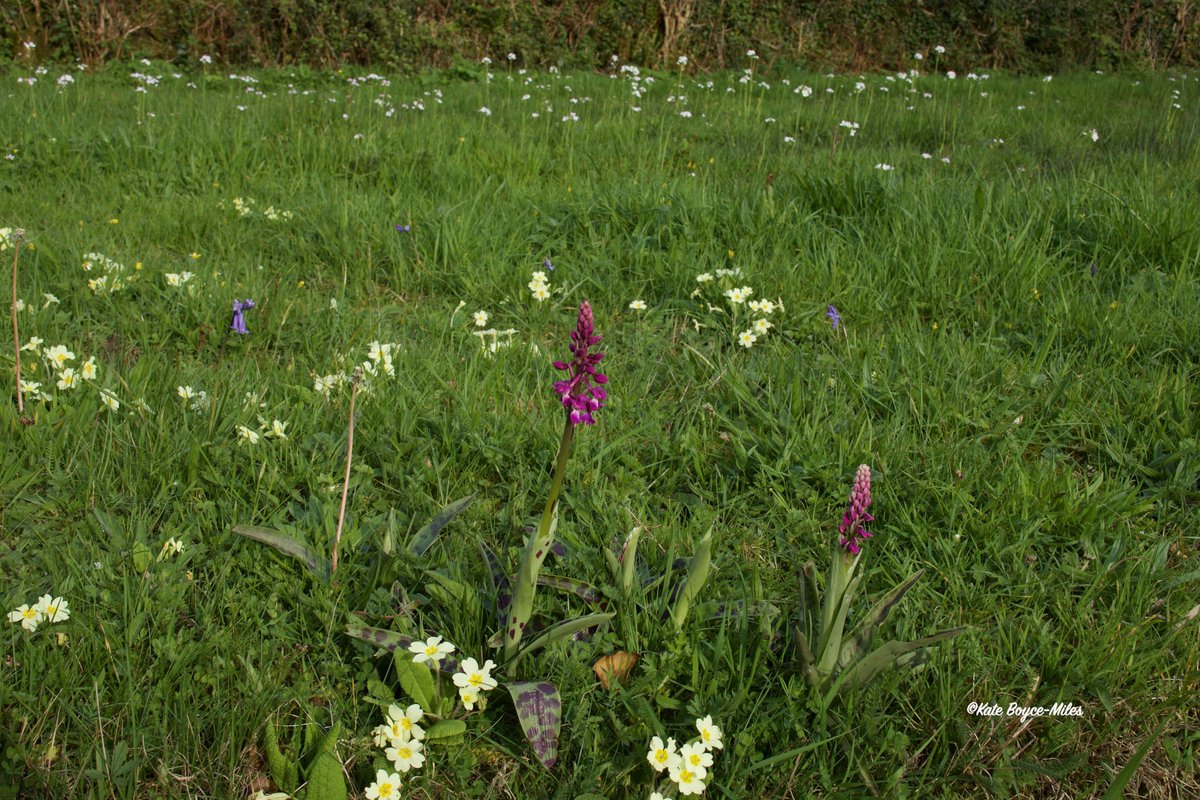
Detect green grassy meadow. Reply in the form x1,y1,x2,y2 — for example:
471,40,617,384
1,58,1199,799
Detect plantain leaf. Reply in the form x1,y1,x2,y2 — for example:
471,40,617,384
839,569,925,670
408,494,474,557
829,627,968,700
672,529,713,630
505,681,561,769
304,722,347,800
264,717,299,793
344,625,460,674
393,650,437,713
511,613,614,668
536,573,605,605
233,525,330,577
131,541,151,573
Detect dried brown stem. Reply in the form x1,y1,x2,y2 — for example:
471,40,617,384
10,231,24,415
331,367,362,574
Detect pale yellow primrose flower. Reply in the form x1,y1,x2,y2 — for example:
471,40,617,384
452,657,498,692
628,299,647,311
696,715,724,750
384,737,425,772
385,703,425,741
267,419,288,439
45,344,74,369
8,604,42,632
753,318,772,334
20,336,42,354
80,357,97,380
237,425,260,445
410,635,455,665
679,741,713,775
738,330,757,348
669,762,706,796
56,368,79,390
459,686,480,710
647,736,681,772
34,595,70,623
364,769,402,800
100,391,119,412
473,310,489,327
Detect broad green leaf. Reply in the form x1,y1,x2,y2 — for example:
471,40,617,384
828,627,968,700
505,681,561,769
620,528,640,598
672,529,713,630
797,560,820,642
304,722,346,800
511,613,614,668
817,573,862,675
233,525,330,577
393,650,436,713
425,720,467,740
839,569,925,670
408,494,474,557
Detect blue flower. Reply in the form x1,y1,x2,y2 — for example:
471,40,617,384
395,224,411,234
230,298,255,334
826,305,840,330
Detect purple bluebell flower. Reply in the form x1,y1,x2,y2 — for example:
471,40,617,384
230,298,255,335
543,257,554,271
839,464,874,555
552,301,607,426
827,305,841,330
395,224,411,233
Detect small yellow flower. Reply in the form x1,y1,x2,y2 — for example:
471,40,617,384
109,218,119,224
727,249,735,259
297,280,306,288
190,252,201,260
134,262,143,271
932,322,939,330
1109,301,1118,310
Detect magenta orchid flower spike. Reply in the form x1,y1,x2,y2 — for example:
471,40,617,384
838,464,874,555
552,301,608,426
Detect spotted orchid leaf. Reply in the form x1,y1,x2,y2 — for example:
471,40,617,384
505,681,561,769
344,625,460,674
233,525,330,578
536,573,604,605
407,494,474,558
480,542,512,632
511,612,614,669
